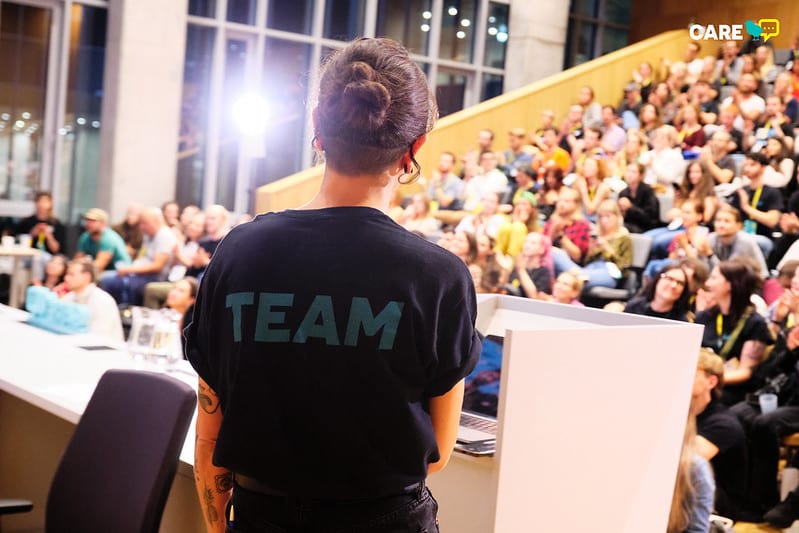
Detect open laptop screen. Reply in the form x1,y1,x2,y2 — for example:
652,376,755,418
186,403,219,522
462,334,504,418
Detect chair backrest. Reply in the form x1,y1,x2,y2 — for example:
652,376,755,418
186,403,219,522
46,370,196,533
629,233,653,270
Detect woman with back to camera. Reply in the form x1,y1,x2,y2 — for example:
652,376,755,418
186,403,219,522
694,259,773,405
186,38,481,533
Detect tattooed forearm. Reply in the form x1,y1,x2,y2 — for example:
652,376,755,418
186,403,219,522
215,472,233,493
198,382,220,414
203,482,219,524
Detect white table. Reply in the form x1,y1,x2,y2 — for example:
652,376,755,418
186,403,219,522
0,246,40,308
0,305,205,532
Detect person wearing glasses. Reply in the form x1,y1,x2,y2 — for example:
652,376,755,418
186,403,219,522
624,264,691,322
694,259,774,405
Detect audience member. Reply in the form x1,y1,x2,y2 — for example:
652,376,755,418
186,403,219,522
31,254,68,297
678,161,718,224
427,151,465,210
535,165,565,221
508,164,536,207
178,204,201,230
692,348,748,521
642,125,686,187
533,127,571,174
573,155,611,220
676,103,706,152
74,208,131,274
537,270,584,306
164,276,198,334
399,193,440,236
645,199,712,280
667,411,715,533
637,103,662,144
161,201,180,229
494,193,537,259
617,82,643,124
761,136,795,190
624,263,691,321
696,204,768,279
727,151,783,260
455,192,507,239
508,232,554,298
14,191,66,283
600,105,626,155
186,204,230,279
697,129,737,184
694,260,773,405
500,128,534,179
100,207,178,306
772,71,798,123
618,162,659,233
577,85,602,129
61,257,123,341
715,41,743,87
762,259,799,305
552,199,631,289
609,128,648,177
113,202,144,259
544,188,592,266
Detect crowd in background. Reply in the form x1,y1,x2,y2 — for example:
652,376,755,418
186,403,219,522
6,34,799,532
395,36,799,531
0,193,251,342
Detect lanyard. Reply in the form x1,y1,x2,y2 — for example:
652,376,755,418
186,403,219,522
750,187,763,208
716,313,723,336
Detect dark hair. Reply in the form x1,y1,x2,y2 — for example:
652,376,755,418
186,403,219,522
679,161,715,202
542,166,565,193
746,150,769,166
716,259,758,324
182,276,199,299
641,264,691,313
315,38,437,180
584,126,603,140
459,231,478,264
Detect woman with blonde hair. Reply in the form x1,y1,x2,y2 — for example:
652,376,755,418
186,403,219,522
494,192,538,259
574,155,611,221
667,411,714,533
551,199,632,289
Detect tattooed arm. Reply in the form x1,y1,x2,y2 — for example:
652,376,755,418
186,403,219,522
195,378,232,533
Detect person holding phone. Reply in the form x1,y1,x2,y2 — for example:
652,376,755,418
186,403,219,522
186,38,481,533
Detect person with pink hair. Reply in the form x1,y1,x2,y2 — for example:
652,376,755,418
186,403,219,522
508,232,554,298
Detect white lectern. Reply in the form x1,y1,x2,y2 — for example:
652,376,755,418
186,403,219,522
427,295,704,533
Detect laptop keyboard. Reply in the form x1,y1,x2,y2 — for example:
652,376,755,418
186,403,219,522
460,413,497,433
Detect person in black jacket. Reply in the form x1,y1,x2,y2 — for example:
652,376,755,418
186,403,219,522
13,191,67,283
617,162,659,234
731,327,799,526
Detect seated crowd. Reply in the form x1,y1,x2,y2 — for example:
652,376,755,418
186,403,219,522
5,36,799,531
392,38,799,530
1,196,248,343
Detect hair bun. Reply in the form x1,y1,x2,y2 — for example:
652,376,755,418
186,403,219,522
339,61,392,130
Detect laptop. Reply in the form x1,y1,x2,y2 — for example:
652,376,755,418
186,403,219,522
455,333,504,456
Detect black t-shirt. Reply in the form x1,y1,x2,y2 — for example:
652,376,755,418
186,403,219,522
186,207,481,499
696,399,748,515
507,266,552,296
186,236,222,278
623,296,688,322
618,183,659,233
728,184,784,238
14,215,66,255
695,308,774,404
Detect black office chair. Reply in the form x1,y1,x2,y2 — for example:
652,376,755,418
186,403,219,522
0,369,196,533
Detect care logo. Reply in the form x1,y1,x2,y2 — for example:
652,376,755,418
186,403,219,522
690,19,780,42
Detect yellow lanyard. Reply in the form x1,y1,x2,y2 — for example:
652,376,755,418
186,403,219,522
588,185,596,201
789,313,796,329
716,313,724,336
750,187,763,209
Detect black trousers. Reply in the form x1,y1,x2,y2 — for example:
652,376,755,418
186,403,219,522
225,481,439,533
732,401,799,511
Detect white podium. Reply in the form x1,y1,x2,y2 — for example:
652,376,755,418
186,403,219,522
427,295,704,533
